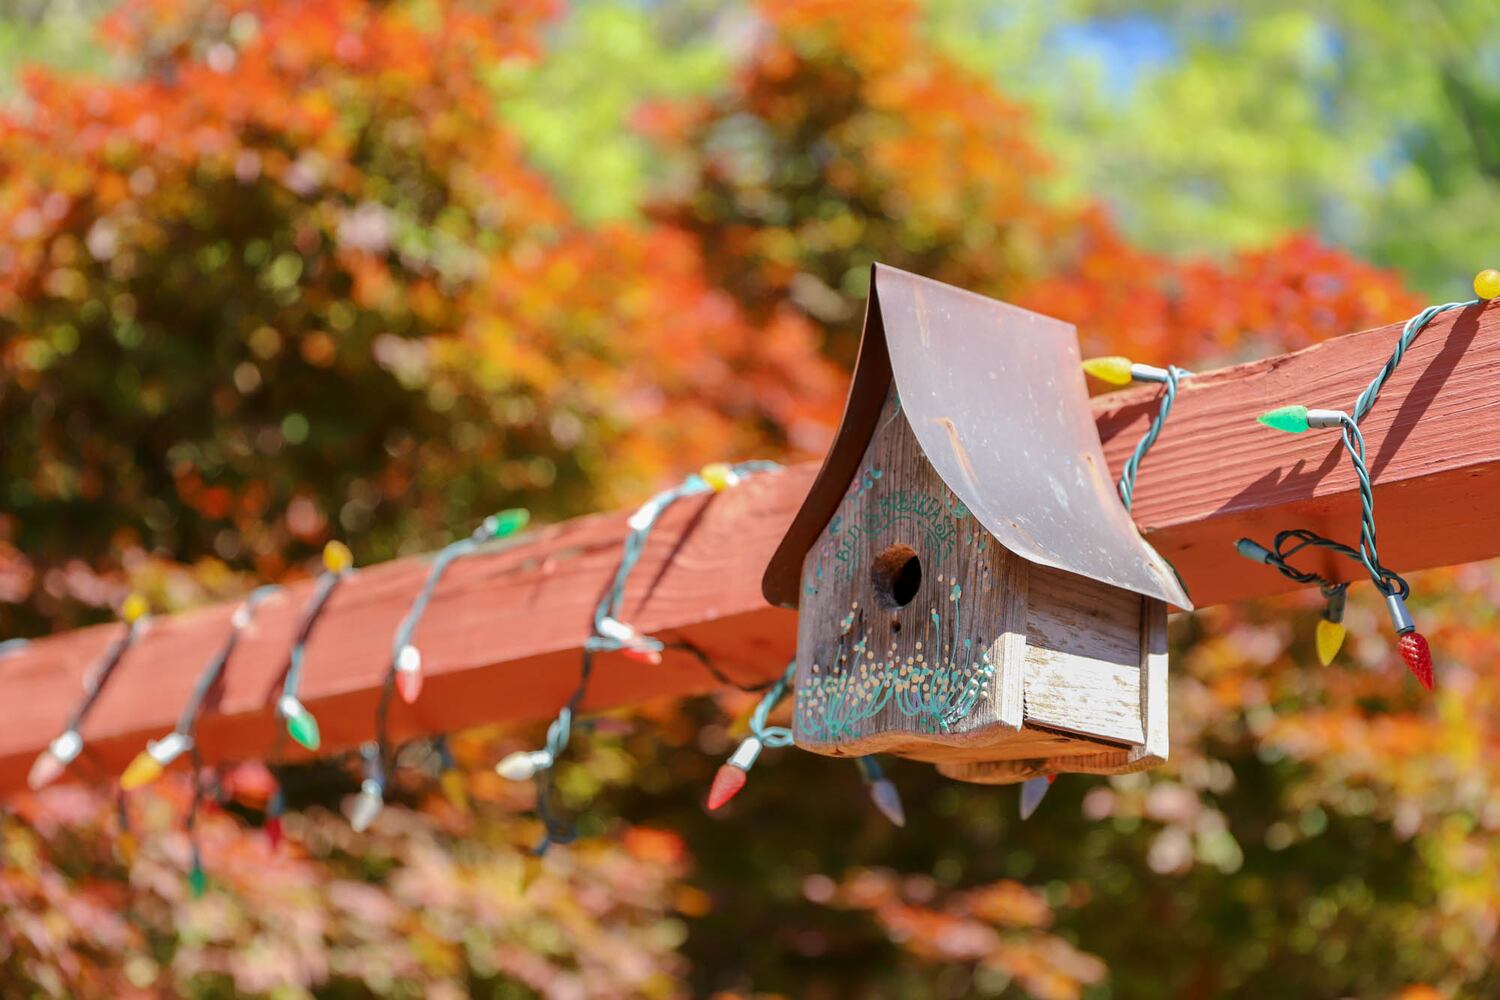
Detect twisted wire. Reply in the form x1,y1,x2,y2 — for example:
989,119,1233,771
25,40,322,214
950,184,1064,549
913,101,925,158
47,614,148,750
1257,528,1408,601
747,660,796,748
529,460,781,853
279,568,344,709
376,517,510,769
1118,365,1189,513
1352,300,1472,424
1248,298,1474,599
177,586,280,737
1339,300,1472,591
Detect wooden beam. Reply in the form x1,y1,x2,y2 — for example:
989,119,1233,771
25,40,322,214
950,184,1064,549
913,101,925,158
2,300,1497,797
1094,299,1500,607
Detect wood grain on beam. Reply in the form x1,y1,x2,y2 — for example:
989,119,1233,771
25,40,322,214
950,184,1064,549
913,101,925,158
1,300,1495,796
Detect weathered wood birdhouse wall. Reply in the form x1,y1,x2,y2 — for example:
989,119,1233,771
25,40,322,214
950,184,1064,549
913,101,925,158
762,265,1192,783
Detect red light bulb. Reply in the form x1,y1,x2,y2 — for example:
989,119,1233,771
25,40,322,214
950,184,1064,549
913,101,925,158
1397,631,1433,691
396,668,423,704
707,763,747,810
623,646,662,666
394,645,423,705
265,815,283,851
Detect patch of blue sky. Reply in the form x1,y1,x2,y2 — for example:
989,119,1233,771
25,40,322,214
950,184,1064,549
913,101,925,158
1048,14,1178,99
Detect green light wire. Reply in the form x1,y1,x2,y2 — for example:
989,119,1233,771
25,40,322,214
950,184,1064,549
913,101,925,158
1117,364,1189,513
528,461,781,853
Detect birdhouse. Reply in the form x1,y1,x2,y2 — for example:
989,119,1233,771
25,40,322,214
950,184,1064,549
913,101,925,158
761,265,1192,783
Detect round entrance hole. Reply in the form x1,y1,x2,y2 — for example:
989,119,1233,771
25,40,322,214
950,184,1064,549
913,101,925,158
871,544,922,609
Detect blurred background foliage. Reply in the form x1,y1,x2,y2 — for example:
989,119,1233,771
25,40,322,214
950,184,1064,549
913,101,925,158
1,0,1498,997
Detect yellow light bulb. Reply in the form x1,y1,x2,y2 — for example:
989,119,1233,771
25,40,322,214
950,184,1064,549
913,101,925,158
117,831,137,867
121,592,149,624
1315,618,1347,666
700,463,735,492
1081,356,1134,386
322,540,353,573
120,749,165,791
1474,268,1500,301
440,770,469,812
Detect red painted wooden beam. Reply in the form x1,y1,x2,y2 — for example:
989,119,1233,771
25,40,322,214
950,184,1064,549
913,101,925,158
2,300,1496,797
1094,298,1500,607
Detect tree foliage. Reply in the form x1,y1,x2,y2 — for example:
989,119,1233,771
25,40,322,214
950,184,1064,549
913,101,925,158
2,1,1497,998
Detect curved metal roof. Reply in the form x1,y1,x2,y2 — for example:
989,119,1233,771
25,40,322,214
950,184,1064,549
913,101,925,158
762,264,1192,611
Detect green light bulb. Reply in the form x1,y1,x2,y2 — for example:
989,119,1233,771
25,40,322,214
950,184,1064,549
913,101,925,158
488,508,530,539
189,862,207,899
285,706,321,751
1257,405,1310,434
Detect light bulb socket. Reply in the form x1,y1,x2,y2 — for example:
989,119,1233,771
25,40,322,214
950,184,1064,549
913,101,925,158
360,743,385,785
50,729,83,766
1235,538,1274,564
1322,587,1347,624
148,731,193,767
1385,593,1414,635
595,616,638,645
727,736,764,772
396,644,421,674
1305,408,1347,429
277,694,304,720
1129,363,1171,383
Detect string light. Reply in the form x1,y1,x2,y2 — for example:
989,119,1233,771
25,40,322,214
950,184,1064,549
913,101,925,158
855,756,905,827
114,791,137,868
29,593,150,790
1475,268,1500,301
1237,531,1405,670
1019,773,1055,821
1081,356,1192,516
1256,405,1344,434
434,736,468,811
495,461,781,853
386,508,530,708
1315,584,1348,667
348,742,386,833
496,748,554,781
1082,355,1179,387
708,661,795,811
276,542,354,752
1247,288,1483,689
265,786,285,851
120,586,280,791
182,745,220,896
188,844,207,899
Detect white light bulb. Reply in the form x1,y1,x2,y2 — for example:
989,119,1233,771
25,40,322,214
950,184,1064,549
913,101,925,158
496,749,552,782
349,781,384,832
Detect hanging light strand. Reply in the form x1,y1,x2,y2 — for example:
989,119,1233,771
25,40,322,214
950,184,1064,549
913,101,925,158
1115,363,1191,513
120,586,281,791
1247,291,1481,687
585,461,781,663
383,508,530,711
496,461,781,853
708,660,796,811
276,543,354,752
29,594,150,790
364,510,531,828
